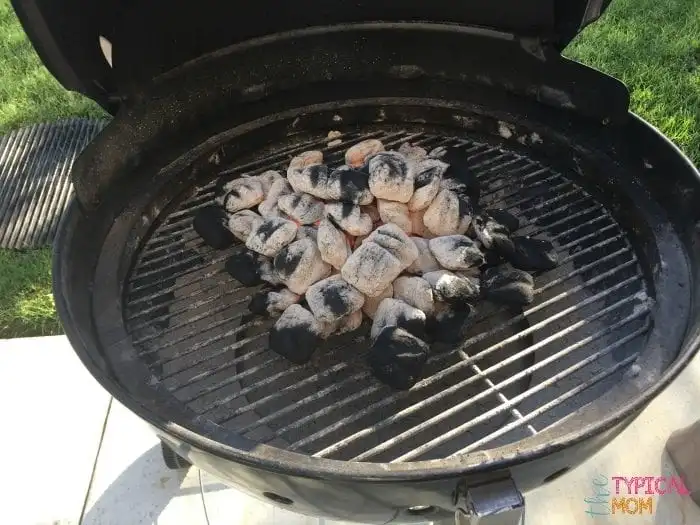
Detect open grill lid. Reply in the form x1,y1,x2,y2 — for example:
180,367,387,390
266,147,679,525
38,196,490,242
13,0,613,112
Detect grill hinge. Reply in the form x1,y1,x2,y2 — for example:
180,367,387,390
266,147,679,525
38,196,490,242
453,478,525,525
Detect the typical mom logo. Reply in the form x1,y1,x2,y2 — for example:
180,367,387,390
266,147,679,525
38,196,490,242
585,474,690,517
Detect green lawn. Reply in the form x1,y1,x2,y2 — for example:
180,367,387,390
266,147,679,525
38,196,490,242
0,0,698,338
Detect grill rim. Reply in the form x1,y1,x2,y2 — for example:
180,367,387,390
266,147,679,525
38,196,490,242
54,97,699,481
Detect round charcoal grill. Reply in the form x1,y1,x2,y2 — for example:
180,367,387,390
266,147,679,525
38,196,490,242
47,19,700,525
126,129,651,465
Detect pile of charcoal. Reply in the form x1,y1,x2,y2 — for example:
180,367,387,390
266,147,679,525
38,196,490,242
193,138,558,390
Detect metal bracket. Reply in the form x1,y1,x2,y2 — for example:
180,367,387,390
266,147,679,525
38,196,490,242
454,478,525,525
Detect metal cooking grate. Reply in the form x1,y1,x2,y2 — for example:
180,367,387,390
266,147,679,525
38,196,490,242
124,129,652,463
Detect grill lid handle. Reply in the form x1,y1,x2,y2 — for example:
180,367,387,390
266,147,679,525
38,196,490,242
453,478,525,525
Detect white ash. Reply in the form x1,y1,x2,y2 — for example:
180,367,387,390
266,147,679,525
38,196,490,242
317,218,351,270
371,298,427,340
422,185,473,236
393,276,435,316
341,241,406,297
366,223,419,269
258,178,292,217
424,270,480,305
218,178,265,213
273,237,331,295
227,210,263,242
324,202,374,236
288,164,331,198
398,142,428,161
254,170,284,194
287,151,323,177
368,151,415,203
296,225,318,241
362,284,394,319
406,236,441,274
377,199,412,233
305,275,365,323
407,158,448,211
345,139,384,168
429,235,485,270
277,192,325,224
245,216,298,257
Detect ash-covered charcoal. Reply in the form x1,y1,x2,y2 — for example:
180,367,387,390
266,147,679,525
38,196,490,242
270,304,324,364
258,178,292,217
406,237,441,274
398,142,428,161
296,226,318,241
368,151,415,203
393,276,435,316
288,164,332,198
487,209,520,233
324,202,374,236
333,310,364,335
341,241,405,297
377,199,412,233
427,303,475,344
277,192,325,224
326,166,373,204
193,206,236,249
506,237,559,271
273,238,331,294
371,298,427,340
482,264,535,305
424,270,480,306
317,218,351,270
287,150,324,177
429,235,485,270
345,139,384,168
407,158,448,212
254,170,284,194
362,284,394,319
472,213,514,256
217,178,265,213
368,326,429,390
248,287,300,317
429,145,480,205
259,257,283,285
224,250,265,286
422,183,474,236
366,223,419,269
226,209,263,242
305,275,365,323
246,217,298,257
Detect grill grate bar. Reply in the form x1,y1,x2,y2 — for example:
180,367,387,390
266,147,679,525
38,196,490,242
316,307,647,459
453,336,647,456
391,326,647,463
294,286,645,453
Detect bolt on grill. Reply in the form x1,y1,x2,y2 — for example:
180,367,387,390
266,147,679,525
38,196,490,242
124,129,651,463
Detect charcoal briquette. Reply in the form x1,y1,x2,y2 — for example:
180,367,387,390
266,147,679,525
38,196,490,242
407,158,448,211
305,275,365,323
273,237,331,294
367,326,429,390
325,202,373,236
362,284,394,319
193,206,236,249
270,304,324,364
377,199,412,233
371,298,427,340
393,276,435,316
327,166,373,204
482,264,535,305
426,304,475,344
341,242,404,297
217,178,265,213
429,145,481,204
472,214,514,254
227,209,263,242
224,250,264,286
424,270,481,306
366,223,419,269
406,237,441,274
398,142,428,161
507,237,558,271
246,217,298,257
277,192,324,224
248,287,300,317
258,178,292,217
423,186,473,236
345,139,384,168
368,151,415,203
487,209,520,233
317,218,351,270
429,235,485,270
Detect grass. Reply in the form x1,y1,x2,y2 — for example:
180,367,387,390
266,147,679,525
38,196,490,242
0,0,698,337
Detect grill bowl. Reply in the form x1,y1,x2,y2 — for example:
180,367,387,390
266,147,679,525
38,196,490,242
53,24,700,523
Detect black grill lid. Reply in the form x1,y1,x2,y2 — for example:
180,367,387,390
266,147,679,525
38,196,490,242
13,0,613,112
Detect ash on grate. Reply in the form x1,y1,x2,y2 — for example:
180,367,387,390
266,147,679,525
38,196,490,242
194,137,560,390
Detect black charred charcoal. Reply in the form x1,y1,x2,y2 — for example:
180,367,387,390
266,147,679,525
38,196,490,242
507,237,558,271
328,166,373,204
248,287,300,317
193,206,236,250
423,270,481,306
368,151,415,203
269,304,323,364
371,298,427,340
473,214,515,255
324,202,373,236
430,145,480,205
482,265,535,306
487,209,520,233
305,275,365,323
482,249,505,268
426,304,475,344
428,235,485,270
225,250,263,286
367,326,430,390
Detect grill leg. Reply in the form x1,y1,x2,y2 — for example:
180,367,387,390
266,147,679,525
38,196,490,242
452,478,525,525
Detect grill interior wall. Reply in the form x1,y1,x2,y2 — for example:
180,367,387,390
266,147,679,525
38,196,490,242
124,130,652,463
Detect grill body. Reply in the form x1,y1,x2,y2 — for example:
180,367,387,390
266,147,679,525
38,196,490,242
53,24,700,523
